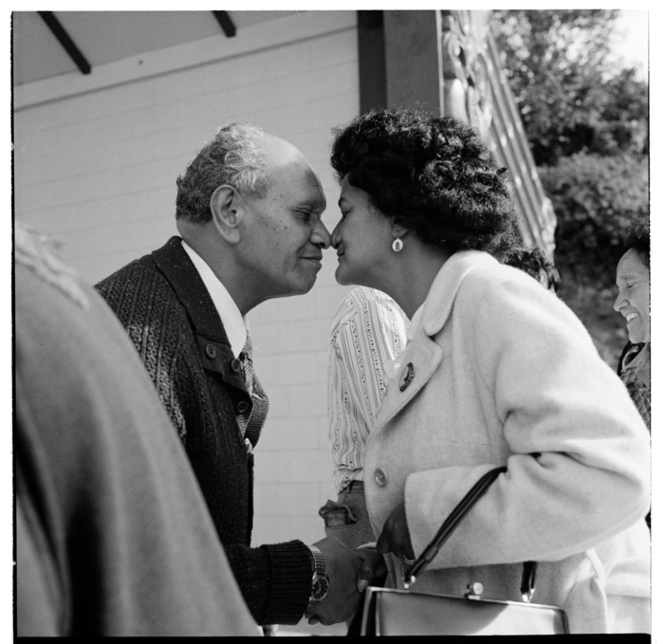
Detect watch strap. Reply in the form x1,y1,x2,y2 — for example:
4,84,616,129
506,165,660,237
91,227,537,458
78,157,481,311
309,545,326,576
307,545,329,605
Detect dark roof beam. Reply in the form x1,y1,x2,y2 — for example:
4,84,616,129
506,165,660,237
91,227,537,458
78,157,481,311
212,11,236,38
38,11,91,75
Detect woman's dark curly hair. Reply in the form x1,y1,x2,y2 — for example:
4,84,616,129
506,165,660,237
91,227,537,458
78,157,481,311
623,216,650,268
331,108,519,257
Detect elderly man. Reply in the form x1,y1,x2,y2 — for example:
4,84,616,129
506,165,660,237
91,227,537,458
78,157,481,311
96,123,361,628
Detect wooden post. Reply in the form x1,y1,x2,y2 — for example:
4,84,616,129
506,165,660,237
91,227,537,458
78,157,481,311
383,10,443,113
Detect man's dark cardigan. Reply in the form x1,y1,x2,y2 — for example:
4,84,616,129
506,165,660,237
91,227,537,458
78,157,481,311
96,236,312,625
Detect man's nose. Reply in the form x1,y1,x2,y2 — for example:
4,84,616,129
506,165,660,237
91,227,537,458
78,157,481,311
311,218,332,249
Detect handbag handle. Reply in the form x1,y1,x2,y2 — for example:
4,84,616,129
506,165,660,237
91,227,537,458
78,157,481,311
404,466,506,586
403,466,538,600
404,465,537,602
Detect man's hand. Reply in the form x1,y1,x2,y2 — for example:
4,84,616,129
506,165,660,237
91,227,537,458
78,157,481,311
303,537,364,626
376,501,414,561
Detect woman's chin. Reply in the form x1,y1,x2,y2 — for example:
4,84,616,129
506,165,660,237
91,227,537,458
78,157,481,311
335,263,375,289
334,265,353,286
626,322,648,345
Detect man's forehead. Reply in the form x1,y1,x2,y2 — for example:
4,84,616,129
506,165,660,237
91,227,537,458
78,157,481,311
263,134,303,166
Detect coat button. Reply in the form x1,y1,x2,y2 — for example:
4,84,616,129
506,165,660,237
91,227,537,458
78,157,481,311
236,400,250,414
374,468,388,487
230,358,241,373
205,343,217,359
399,362,415,392
244,438,253,454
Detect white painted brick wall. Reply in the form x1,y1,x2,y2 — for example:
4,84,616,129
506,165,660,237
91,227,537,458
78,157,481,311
14,12,359,548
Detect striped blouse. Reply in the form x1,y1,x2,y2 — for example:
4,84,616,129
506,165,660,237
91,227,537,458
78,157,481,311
327,287,409,493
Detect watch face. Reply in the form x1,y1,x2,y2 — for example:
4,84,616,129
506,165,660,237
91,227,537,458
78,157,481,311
312,575,330,602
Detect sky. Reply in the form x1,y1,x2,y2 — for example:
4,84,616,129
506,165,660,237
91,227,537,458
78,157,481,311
610,10,649,80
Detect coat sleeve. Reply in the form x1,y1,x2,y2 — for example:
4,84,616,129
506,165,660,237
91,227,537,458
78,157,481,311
404,269,650,568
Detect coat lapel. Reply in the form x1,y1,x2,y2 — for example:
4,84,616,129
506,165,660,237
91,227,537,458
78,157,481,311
150,236,247,392
422,250,497,336
373,334,443,430
373,251,497,431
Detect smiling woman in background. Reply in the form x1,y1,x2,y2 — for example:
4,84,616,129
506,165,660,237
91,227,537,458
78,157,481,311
614,217,650,432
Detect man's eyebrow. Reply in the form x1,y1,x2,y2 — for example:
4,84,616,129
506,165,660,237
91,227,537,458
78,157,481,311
295,196,325,211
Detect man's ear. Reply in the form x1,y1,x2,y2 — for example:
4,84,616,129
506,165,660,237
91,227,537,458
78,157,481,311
210,185,242,244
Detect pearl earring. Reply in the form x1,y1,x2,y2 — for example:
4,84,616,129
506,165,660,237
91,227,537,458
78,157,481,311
392,238,403,252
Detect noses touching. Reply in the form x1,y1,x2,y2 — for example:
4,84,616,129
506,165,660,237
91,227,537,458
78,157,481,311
308,219,332,257
331,224,343,252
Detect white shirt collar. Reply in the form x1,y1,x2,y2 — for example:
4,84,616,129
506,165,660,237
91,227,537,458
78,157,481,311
181,239,247,358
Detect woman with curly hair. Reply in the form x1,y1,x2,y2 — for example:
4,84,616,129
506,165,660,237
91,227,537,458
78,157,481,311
311,108,651,633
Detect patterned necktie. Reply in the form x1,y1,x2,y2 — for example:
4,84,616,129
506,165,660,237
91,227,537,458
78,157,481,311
237,333,269,449
240,334,254,394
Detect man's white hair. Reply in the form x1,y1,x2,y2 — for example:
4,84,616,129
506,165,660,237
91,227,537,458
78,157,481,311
175,122,270,223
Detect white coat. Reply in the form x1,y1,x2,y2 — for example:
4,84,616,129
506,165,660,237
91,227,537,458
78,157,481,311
364,251,650,633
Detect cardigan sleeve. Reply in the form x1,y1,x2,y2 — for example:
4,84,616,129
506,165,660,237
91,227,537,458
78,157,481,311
223,541,313,625
404,267,650,568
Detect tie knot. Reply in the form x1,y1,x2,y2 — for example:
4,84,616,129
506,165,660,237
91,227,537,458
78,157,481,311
240,334,253,366
239,334,254,388
242,333,252,356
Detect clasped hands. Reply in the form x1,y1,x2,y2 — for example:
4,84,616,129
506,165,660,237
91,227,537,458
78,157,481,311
304,501,414,626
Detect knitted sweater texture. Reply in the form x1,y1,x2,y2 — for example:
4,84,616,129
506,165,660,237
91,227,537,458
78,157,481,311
96,236,312,625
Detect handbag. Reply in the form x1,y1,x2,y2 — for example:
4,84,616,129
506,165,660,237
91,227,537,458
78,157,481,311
351,466,569,636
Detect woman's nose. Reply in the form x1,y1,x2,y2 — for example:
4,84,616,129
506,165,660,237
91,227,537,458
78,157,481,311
331,221,341,249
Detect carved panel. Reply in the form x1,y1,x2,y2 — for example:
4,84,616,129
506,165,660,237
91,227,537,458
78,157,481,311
440,10,493,139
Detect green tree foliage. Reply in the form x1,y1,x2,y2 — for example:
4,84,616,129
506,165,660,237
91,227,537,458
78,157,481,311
490,9,649,367
491,10,648,166
539,152,649,288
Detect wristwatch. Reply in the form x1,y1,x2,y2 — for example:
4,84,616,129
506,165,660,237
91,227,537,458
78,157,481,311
307,545,330,605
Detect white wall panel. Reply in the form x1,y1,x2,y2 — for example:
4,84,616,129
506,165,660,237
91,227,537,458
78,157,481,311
14,11,360,548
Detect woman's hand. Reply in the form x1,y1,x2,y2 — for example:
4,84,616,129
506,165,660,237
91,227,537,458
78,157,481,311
376,501,415,561
355,547,388,593
356,503,415,591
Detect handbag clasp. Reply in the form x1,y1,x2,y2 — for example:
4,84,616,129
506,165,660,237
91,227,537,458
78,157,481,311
465,582,484,600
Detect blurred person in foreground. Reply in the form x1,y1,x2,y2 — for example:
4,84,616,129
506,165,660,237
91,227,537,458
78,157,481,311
15,223,259,636
95,122,364,628
613,217,650,530
316,107,650,633
614,217,650,432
